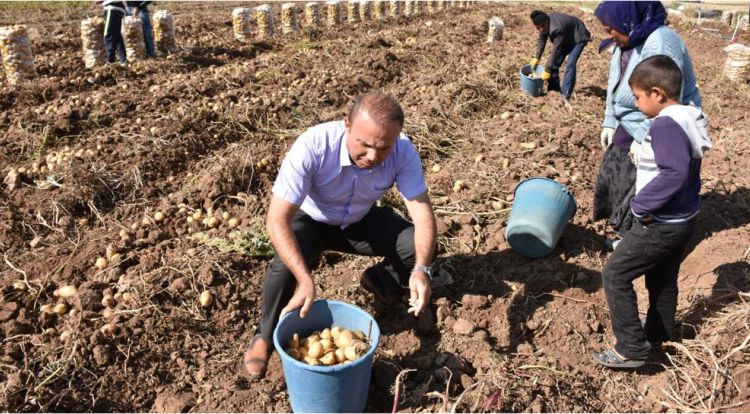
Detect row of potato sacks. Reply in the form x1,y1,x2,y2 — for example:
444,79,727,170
721,11,750,30
0,10,179,86
80,12,178,70
231,0,473,41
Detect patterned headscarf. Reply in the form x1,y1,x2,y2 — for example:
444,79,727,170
594,1,667,52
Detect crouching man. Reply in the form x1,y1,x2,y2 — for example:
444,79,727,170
243,91,437,377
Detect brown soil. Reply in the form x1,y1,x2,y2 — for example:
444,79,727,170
1,2,749,412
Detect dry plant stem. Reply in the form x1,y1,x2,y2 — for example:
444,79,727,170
4,253,34,292
391,368,416,413
451,380,482,413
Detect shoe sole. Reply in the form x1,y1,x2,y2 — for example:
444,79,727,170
592,351,646,368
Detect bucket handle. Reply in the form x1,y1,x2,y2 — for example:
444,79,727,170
561,185,578,218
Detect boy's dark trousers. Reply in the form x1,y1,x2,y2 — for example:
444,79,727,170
602,218,696,360
104,9,127,63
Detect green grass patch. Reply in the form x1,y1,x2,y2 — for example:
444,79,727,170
192,229,275,257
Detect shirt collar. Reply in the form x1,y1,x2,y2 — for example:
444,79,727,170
339,132,353,169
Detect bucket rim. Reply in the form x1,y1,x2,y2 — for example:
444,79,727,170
519,64,545,80
512,176,578,212
272,299,381,373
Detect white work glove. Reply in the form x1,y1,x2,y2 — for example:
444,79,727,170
629,140,642,166
600,127,615,150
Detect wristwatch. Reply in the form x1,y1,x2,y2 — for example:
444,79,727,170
412,264,433,279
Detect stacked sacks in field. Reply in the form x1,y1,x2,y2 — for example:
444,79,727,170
255,4,275,38
359,0,372,21
373,0,387,19
281,3,299,34
427,0,439,14
721,11,734,26
326,1,341,27
80,17,106,68
232,7,253,41
153,10,178,53
740,14,750,31
0,25,36,85
723,43,750,82
305,2,321,28
347,1,361,23
731,12,748,30
123,16,146,60
487,16,504,43
389,0,402,16
405,0,417,16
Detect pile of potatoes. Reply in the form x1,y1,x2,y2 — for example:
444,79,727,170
285,326,369,366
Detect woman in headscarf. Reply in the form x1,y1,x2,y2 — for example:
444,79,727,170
592,1,702,246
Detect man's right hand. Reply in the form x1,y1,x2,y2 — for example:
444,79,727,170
530,58,539,69
280,277,316,318
600,127,615,150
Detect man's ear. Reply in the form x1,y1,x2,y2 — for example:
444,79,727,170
344,117,351,130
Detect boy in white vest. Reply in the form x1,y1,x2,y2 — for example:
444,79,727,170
593,55,712,368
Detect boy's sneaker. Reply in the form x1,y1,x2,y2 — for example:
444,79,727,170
605,238,621,251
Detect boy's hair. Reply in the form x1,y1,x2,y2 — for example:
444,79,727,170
530,10,549,26
629,55,683,100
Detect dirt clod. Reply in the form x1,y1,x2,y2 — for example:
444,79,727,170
152,390,196,413
461,293,488,309
516,343,534,356
452,318,475,336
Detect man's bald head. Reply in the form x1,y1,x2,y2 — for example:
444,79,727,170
347,91,404,130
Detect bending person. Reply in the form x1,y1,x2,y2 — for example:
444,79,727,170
529,10,591,101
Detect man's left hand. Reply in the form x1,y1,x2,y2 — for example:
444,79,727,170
407,271,431,316
541,70,551,81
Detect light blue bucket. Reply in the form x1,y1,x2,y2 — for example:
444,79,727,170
505,177,577,258
273,299,381,413
519,64,546,97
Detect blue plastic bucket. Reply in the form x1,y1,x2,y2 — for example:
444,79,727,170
273,299,381,413
505,177,577,258
519,64,546,97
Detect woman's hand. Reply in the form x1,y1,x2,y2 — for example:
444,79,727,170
629,141,642,166
600,127,615,150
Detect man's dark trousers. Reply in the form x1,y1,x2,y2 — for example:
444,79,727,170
548,41,587,99
104,9,127,63
258,206,417,344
